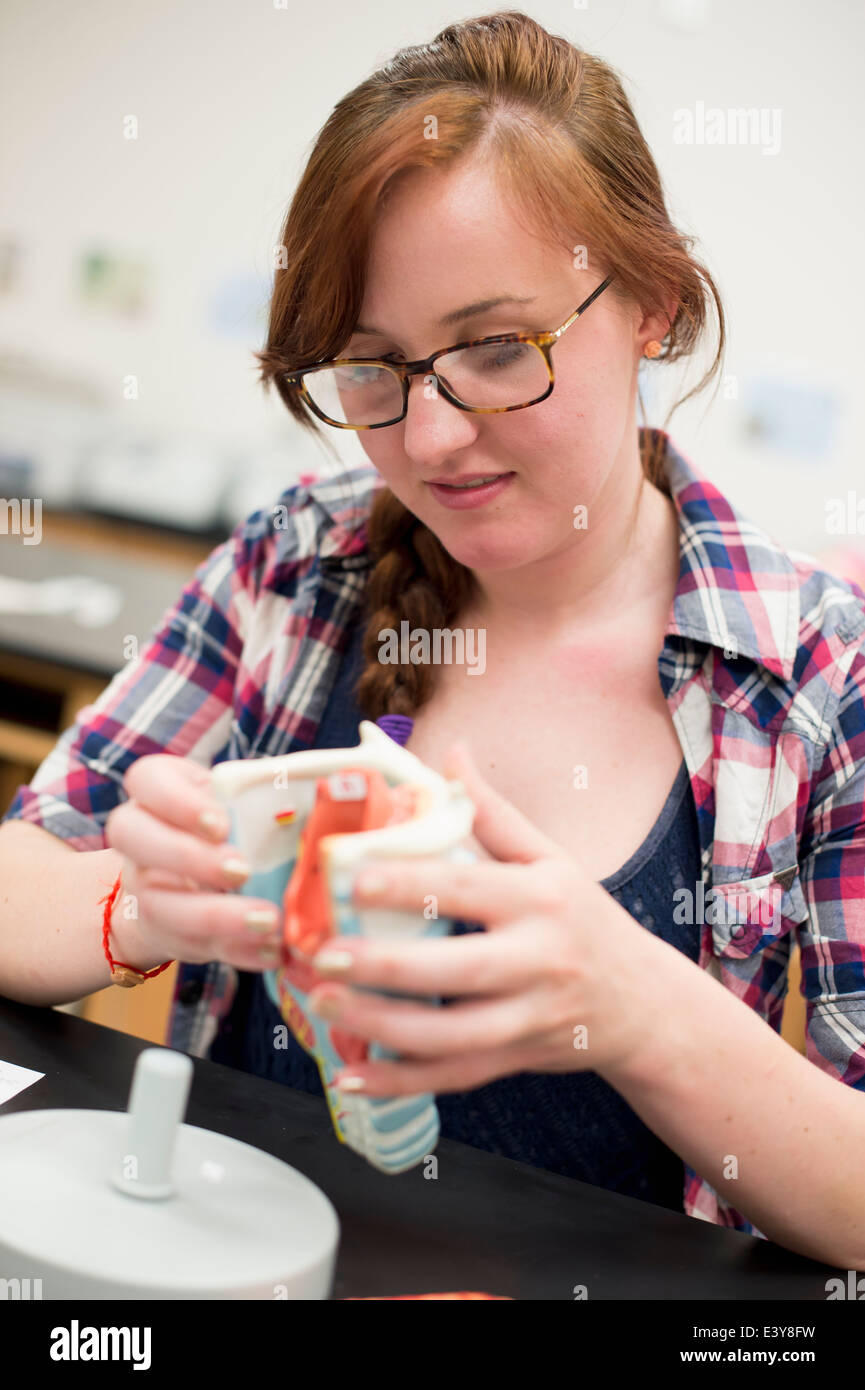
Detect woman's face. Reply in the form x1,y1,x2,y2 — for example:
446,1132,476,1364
345,158,652,575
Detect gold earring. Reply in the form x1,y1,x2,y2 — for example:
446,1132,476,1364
644,340,662,359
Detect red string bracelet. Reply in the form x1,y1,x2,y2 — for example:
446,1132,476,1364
98,871,175,988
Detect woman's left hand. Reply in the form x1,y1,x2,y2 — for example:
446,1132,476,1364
304,739,657,1097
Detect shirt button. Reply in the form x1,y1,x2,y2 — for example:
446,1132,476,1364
179,979,204,1005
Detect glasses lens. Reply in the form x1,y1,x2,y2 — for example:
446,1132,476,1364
301,361,404,427
434,341,550,409
299,342,551,426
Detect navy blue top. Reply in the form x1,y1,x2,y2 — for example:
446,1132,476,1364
210,614,702,1213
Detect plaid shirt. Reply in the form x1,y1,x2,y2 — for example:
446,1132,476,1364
5,430,865,1237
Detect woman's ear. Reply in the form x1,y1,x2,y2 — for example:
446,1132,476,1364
638,295,679,353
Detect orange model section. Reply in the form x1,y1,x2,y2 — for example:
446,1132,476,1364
281,768,420,957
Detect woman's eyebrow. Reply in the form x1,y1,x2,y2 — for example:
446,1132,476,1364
353,293,538,338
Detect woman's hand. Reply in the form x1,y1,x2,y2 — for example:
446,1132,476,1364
306,740,657,1096
104,754,284,974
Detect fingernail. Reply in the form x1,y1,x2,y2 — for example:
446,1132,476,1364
334,1075,366,1091
245,908,279,934
311,948,354,973
355,869,387,898
222,855,250,881
199,808,230,840
258,946,281,967
310,992,341,1020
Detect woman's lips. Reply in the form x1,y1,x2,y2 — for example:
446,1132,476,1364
426,472,516,509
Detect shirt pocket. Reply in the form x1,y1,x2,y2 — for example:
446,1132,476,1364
708,864,809,960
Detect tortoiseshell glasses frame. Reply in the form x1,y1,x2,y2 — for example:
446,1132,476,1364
281,273,615,430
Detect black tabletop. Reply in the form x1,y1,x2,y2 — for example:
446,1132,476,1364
0,997,843,1301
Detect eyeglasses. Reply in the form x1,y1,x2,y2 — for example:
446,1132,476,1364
281,275,615,430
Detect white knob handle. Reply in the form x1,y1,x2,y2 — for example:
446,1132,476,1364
110,1048,193,1200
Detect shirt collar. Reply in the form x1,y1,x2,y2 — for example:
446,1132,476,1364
663,434,799,681
305,467,381,562
306,434,800,681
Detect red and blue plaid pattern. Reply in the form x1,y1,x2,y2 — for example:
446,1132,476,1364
4,430,865,1236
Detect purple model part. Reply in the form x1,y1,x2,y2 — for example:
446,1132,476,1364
375,714,414,747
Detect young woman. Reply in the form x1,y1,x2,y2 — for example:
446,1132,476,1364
1,11,864,1268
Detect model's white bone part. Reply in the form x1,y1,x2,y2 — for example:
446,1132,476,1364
321,789,475,868
209,720,447,800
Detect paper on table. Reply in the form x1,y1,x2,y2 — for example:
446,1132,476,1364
0,1059,45,1105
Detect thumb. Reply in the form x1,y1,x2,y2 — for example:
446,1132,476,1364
442,739,569,864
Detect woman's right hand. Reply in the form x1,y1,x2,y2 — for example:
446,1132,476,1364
104,753,283,973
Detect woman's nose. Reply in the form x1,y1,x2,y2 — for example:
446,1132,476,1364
401,372,478,458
